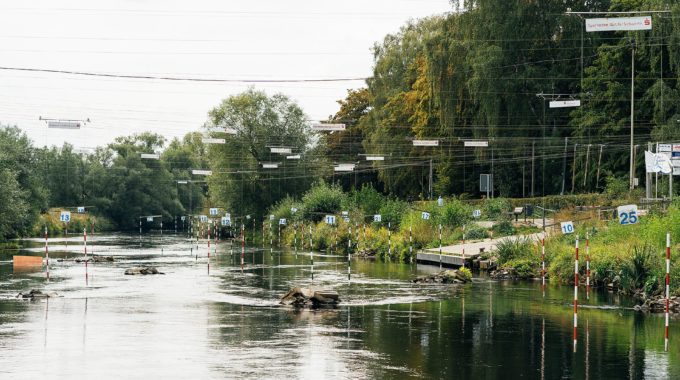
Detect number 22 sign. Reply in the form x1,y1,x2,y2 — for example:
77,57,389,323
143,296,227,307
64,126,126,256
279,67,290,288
617,204,638,225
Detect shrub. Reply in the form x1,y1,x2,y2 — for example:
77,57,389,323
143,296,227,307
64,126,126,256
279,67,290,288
378,198,408,227
437,198,472,228
504,258,538,278
301,181,346,222
495,236,533,265
483,198,511,220
458,267,472,282
349,184,384,216
464,224,488,240
492,220,516,237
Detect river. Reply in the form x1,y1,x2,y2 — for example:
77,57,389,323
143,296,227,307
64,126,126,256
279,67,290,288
0,233,677,379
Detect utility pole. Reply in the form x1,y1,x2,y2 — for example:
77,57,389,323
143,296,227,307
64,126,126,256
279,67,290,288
630,39,636,190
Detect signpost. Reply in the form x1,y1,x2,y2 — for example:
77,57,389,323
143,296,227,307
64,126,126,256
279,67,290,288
617,204,639,225
472,209,481,218
373,214,382,223
561,221,575,234
60,211,71,222
421,212,430,220
480,174,492,199
209,208,218,216
77,206,85,213
325,215,336,225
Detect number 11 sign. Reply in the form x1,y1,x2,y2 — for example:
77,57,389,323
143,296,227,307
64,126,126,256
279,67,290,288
617,204,638,225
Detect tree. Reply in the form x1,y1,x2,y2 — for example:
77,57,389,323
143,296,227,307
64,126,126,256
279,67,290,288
206,89,313,219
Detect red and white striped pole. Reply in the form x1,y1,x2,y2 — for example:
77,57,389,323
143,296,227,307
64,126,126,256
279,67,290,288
44,227,49,281
241,224,245,268
462,224,466,258
665,232,671,352
208,230,211,259
573,235,579,353
586,233,591,296
83,228,88,285
541,238,545,287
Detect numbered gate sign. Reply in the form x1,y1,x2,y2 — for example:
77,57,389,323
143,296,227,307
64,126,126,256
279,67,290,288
617,204,639,225
437,196,444,207
209,208,218,216
200,215,208,222
341,211,349,217
147,216,154,222
290,207,298,214
279,218,287,226
221,217,231,227
181,216,186,221
472,209,482,218
422,212,431,220
560,221,575,234
60,211,71,222
269,214,275,221
325,215,336,225
77,206,85,213
373,214,382,223
246,215,251,220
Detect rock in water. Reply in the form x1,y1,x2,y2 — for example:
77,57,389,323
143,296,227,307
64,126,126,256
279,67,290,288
413,270,471,284
16,289,58,299
280,286,340,308
124,267,164,275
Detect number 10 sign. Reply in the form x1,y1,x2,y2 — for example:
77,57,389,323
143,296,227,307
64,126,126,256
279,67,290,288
617,204,638,225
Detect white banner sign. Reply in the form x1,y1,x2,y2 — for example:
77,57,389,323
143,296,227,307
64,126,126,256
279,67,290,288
586,16,652,32
659,144,672,152
192,169,212,176
645,151,672,174
413,140,439,147
270,147,292,154
312,123,345,131
549,100,581,108
463,141,489,147
262,163,279,169
141,153,160,159
365,155,385,161
201,138,226,144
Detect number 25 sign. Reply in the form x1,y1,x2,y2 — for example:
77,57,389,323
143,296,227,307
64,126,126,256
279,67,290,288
617,204,638,225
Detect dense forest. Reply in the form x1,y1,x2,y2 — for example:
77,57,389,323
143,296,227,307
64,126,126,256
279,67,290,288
2,0,680,239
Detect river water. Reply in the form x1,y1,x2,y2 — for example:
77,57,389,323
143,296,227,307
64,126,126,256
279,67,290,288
0,233,678,379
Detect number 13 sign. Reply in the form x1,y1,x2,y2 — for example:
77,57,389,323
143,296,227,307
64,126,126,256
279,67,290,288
617,204,638,225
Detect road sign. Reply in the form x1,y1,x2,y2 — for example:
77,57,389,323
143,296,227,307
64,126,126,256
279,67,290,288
279,218,287,226
209,208,218,216
617,204,639,225
325,215,336,225
77,206,85,213
480,174,492,192
60,211,71,222
422,212,430,220
472,209,481,218
373,214,382,222
586,16,652,32
560,221,575,234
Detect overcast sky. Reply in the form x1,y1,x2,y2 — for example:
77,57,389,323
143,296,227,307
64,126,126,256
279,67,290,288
0,0,451,150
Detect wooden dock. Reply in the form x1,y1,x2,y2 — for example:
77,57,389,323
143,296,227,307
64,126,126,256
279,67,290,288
416,252,477,268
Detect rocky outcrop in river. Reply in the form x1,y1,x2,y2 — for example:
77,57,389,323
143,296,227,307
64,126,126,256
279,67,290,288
280,287,340,308
75,256,115,263
634,295,680,313
412,270,471,284
124,267,164,275
16,289,59,299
